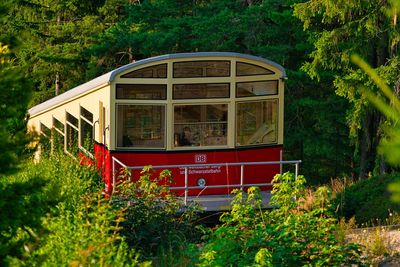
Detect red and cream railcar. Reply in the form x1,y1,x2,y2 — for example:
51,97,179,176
28,52,286,196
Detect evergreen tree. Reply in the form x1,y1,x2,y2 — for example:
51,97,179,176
293,0,400,178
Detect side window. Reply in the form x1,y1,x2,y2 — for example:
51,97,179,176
66,112,79,155
52,117,65,152
40,122,52,153
236,100,278,146
80,106,94,155
116,104,165,148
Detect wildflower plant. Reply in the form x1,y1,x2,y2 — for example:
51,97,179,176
198,172,363,266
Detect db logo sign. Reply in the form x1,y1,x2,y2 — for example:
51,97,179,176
195,154,207,163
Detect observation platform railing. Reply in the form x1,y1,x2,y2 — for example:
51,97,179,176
111,157,301,206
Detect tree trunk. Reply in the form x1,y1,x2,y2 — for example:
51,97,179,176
55,73,60,96
358,112,371,179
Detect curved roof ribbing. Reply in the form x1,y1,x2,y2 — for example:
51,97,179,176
28,52,286,116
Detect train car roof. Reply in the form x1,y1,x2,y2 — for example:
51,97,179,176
28,52,286,117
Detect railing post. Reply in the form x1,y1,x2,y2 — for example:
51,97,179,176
184,167,188,205
112,157,116,195
240,164,244,190
295,162,299,180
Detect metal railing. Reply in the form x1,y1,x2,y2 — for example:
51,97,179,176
111,157,301,205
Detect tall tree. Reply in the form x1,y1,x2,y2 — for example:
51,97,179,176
293,0,400,178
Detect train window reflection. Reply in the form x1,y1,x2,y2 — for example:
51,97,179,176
174,104,228,147
236,100,278,146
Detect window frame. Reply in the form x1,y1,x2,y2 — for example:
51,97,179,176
79,106,94,157
235,98,279,147
116,84,167,100
172,83,230,100
236,62,275,76
52,116,65,152
120,63,167,79
172,103,229,149
65,112,79,156
236,80,279,98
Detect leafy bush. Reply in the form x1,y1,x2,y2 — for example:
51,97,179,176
16,193,141,267
333,173,400,224
0,153,141,266
197,172,363,266
111,166,200,265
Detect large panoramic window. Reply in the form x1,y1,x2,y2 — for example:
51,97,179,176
236,100,278,146
174,104,228,147
173,61,230,78
117,105,165,148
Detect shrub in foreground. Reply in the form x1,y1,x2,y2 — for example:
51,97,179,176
333,173,400,224
0,153,100,265
111,166,201,265
197,172,363,266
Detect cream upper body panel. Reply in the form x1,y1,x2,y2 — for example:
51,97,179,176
28,52,286,151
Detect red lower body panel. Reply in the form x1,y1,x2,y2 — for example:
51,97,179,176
94,144,282,196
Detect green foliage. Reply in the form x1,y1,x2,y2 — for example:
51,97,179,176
332,173,400,224
198,173,363,266
0,152,122,266
293,0,400,177
0,44,32,174
19,194,142,267
350,54,400,207
351,54,400,167
1,0,107,103
285,71,354,182
0,0,354,181
111,166,200,264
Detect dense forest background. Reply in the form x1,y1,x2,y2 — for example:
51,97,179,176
1,0,400,182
